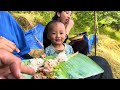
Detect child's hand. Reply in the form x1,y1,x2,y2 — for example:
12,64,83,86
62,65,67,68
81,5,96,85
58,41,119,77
40,53,46,58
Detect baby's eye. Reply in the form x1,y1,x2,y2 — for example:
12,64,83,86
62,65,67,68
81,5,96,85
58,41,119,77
52,32,56,34
60,33,64,34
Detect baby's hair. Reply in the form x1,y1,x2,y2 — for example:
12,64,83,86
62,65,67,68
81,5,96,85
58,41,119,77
44,20,63,34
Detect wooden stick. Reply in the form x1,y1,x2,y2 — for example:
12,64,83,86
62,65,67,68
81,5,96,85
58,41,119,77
33,34,44,48
94,11,97,56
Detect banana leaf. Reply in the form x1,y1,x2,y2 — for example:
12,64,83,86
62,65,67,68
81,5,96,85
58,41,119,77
21,53,104,79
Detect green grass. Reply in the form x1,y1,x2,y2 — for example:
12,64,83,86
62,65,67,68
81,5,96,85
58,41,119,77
90,34,120,79
99,26,120,41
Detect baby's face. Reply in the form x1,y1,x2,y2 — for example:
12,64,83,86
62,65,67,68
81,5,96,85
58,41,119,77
48,22,66,45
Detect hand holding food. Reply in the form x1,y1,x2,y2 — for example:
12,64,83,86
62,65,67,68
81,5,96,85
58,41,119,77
0,49,35,79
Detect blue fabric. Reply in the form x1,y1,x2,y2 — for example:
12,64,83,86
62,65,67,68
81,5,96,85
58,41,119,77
25,24,45,50
83,35,89,42
82,34,98,53
88,34,98,53
0,11,30,59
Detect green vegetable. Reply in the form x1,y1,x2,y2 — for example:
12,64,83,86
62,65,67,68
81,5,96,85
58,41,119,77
22,53,104,79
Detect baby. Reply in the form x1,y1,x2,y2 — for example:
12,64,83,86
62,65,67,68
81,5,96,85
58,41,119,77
43,20,74,57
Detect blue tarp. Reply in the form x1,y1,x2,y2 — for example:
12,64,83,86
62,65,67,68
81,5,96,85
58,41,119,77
88,34,98,53
25,24,45,50
82,34,98,53
0,11,30,59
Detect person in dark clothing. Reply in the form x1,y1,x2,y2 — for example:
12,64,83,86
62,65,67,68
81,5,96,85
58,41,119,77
86,56,114,79
69,32,89,55
69,39,88,55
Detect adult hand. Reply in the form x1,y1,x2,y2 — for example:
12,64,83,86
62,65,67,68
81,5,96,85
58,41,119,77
0,36,20,53
0,49,35,79
65,19,74,35
68,19,74,27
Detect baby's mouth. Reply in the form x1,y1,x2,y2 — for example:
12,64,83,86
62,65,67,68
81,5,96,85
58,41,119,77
56,39,61,42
